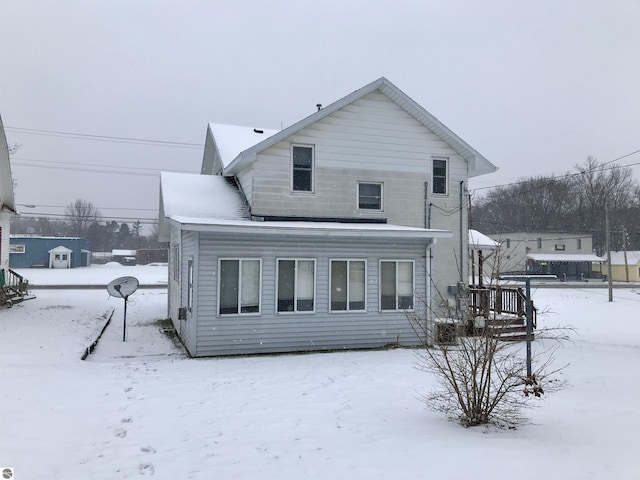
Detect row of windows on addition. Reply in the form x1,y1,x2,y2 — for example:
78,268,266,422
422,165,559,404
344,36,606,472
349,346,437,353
505,238,582,250
292,145,450,199
216,258,415,316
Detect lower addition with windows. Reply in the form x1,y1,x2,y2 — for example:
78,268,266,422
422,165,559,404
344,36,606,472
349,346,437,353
172,236,433,357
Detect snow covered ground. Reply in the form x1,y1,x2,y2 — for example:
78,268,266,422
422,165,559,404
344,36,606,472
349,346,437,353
1,265,639,479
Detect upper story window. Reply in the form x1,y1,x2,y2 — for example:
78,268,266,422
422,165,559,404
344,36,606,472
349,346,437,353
577,238,582,250
536,238,542,249
432,158,448,195
358,182,383,210
555,244,565,251
292,145,314,192
505,239,511,249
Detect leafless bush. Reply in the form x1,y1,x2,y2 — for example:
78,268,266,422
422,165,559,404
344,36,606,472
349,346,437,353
407,281,568,428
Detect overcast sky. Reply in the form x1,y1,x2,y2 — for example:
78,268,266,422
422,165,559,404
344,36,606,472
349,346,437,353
1,0,639,226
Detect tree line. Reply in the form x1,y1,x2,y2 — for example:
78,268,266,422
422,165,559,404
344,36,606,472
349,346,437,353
471,158,640,255
11,199,164,252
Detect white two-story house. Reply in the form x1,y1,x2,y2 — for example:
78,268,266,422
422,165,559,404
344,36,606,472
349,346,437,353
159,77,497,357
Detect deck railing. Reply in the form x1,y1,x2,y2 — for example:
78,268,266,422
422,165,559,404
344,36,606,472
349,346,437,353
468,285,536,328
1,268,29,305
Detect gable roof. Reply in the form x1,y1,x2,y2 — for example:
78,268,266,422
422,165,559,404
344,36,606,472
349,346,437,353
222,77,497,178
0,114,17,213
469,229,500,250
205,123,280,172
160,171,250,221
608,251,640,266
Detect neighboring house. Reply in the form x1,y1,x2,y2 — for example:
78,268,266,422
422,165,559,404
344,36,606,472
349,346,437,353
112,249,137,265
9,236,91,268
487,232,603,280
159,77,497,357
137,248,168,265
600,251,640,282
0,114,17,273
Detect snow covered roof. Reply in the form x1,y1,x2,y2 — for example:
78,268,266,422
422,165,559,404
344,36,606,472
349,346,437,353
469,229,500,250
527,253,604,263
208,123,280,169
48,245,73,253
159,171,451,241
112,249,137,256
220,77,497,178
160,171,249,221
608,251,640,265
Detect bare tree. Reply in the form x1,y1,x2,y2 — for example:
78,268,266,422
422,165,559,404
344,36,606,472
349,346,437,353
65,199,101,237
406,256,567,428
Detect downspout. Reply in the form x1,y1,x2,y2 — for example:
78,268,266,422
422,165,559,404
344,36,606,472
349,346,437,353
459,181,465,285
425,181,434,337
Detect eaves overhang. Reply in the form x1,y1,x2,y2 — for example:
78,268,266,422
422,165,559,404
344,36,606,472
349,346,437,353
165,217,452,242
222,77,497,178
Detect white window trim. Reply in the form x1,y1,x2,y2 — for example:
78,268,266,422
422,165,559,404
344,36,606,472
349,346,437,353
379,260,415,312
431,156,449,196
217,258,262,317
276,258,316,314
357,182,384,211
172,244,180,282
291,144,315,194
329,259,368,313
187,258,194,314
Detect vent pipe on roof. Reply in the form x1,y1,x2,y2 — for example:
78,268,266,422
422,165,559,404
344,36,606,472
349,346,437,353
253,128,263,134
316,104,322,111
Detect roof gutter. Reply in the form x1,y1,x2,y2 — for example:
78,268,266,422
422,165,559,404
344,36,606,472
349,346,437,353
167,218,452,241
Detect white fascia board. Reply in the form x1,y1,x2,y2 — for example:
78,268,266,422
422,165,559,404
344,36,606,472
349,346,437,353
223,77,497,179
170,218,452,241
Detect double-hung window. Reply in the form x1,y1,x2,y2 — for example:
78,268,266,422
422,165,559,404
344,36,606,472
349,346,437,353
380,260,414,311
277,259,315,312
330,260,366,311
432,158,448,195
219,259,261,315
292,145,314,192
172,244,180,281
358,183,383,210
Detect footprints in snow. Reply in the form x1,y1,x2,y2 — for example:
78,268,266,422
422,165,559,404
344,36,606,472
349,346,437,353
110,385,157,476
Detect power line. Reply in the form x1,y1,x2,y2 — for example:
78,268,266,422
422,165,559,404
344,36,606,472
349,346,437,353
5,126,204,149
12,157,192,177
471,149,640,194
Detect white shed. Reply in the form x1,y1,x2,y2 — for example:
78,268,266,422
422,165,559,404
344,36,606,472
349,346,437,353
48,245,73,269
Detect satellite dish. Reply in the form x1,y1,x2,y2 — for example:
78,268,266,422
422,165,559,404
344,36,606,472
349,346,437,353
107,276,139,298
106,276,139,342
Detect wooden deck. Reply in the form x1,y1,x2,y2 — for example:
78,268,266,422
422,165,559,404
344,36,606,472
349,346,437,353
467,285,536,340
0,268,30,307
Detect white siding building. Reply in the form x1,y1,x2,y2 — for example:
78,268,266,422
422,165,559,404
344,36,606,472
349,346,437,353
160,77,497,356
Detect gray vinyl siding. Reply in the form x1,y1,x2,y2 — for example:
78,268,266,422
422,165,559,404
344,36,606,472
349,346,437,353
246,92,464,225
238,91,468,302
168,228,198,356
189,233,430,357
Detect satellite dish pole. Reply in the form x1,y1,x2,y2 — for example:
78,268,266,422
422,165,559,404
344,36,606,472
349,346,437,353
107,276,140,342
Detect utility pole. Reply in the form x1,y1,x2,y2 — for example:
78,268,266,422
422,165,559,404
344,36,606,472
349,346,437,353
605,203,613,302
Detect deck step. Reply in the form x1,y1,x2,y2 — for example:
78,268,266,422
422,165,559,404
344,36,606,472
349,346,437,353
498,333,535,342
488,326,528,335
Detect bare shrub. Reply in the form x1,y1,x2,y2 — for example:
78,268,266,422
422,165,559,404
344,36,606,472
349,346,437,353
407,283,567,428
